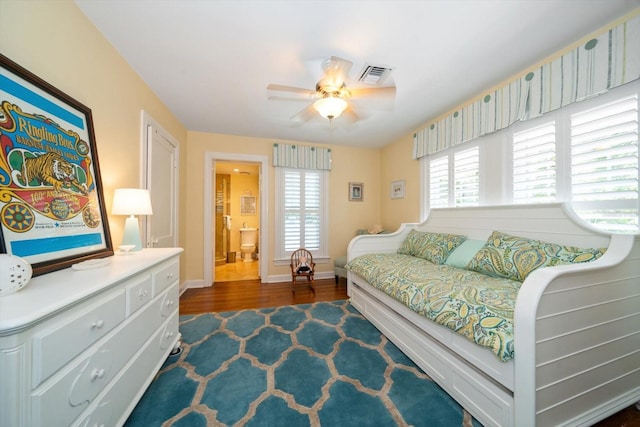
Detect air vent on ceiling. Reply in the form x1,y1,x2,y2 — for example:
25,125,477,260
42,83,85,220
357,64,392,86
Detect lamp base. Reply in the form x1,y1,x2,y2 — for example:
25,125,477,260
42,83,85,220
121,216,143,251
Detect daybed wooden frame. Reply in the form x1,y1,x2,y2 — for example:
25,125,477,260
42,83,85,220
347,203,639,427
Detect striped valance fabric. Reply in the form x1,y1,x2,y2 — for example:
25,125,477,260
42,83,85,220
413,12,640,159
272,143,332,170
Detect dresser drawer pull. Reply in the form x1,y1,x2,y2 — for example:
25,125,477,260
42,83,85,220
90,368,105,382
165,331,174,339
138,289,149,299
165,300,175,308
90,320,105,330
166,273,174,280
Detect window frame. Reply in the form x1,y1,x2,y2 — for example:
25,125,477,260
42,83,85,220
422,140,482,212
420,80,638,233
506,81,639,232
274,167,329,263
510,119,558,204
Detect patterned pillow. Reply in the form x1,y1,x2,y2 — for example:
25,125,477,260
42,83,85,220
397,229,422,256
397,230,467,264
466,230,607,282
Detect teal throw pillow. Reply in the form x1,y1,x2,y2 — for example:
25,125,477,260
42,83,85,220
445,239,486,269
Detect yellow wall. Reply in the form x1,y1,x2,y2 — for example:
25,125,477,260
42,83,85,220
329,144,382,267
0,0,188,270
185,131,382,282
380,133,421,229
0,0,413,285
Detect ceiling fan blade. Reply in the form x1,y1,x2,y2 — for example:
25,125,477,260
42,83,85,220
267,84,316,97
268,95,315,103
350,86,396,99
349,86,396,110
320,56,354,88
290,104,317,125
328,56,353,77
340,106,359,125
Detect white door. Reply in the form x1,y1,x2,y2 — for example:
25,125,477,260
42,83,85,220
144,117,178,248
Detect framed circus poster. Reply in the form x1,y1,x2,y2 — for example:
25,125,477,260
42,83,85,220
0,54,113,276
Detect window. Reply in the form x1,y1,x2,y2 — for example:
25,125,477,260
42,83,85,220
570,94,639,232
427,143,480,209
276,167,328,260
508,83,639,233
512,121,557,204
420,81,638,232
429,156,448,208
454,146,480,206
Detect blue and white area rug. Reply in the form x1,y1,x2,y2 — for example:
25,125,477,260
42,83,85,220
125,300,481,426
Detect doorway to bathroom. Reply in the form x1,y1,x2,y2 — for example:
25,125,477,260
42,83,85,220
214,162,259,281
204,152,268,285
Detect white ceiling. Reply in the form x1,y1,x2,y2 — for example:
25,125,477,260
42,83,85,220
75,0,639,149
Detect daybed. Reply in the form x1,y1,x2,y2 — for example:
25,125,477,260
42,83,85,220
335,227,388,283
345,203,639,427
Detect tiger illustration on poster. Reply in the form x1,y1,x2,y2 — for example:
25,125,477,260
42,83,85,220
0,99,100,244
14,151,89,195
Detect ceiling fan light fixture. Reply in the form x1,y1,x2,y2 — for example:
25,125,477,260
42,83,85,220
313,96,347,120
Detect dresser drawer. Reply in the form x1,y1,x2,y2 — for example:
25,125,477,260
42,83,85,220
152,259,179,295
32,289,126,388
32,344,116,426
159,309,180,351
73,310,179,427
31,284,178,427
74,401,113,427
159,285,179,319
126,273,153,316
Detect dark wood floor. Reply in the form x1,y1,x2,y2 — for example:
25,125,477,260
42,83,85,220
179,278,639,427
179,277,347,315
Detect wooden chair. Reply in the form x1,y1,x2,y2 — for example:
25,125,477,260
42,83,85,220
290,248,315,293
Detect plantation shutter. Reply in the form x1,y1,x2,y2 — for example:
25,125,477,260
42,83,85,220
454,146,480,206
513,121,557,203
570,94,639,232
283,169,321,252
429,156,449,208
303,172,321,250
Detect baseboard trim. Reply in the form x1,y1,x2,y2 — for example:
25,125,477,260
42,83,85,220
183,272,338,289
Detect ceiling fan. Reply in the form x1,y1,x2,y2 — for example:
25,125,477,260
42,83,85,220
267,56,395,124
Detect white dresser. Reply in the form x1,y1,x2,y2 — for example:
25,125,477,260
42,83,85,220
0,248,182,427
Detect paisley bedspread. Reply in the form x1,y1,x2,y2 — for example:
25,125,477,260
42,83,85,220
346,253,522,362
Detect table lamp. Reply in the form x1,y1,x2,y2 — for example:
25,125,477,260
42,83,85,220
111,188,153,252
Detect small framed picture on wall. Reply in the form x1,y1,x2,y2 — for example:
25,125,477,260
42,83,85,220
391,180,405,199
240,195,256,215
349,182,363,202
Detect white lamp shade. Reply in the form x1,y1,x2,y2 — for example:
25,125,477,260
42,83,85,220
112,188,152,252
112,188,153,216
313,96,348,120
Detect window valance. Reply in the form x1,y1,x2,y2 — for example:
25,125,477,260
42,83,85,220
413,12,640,159
273,143,332,170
